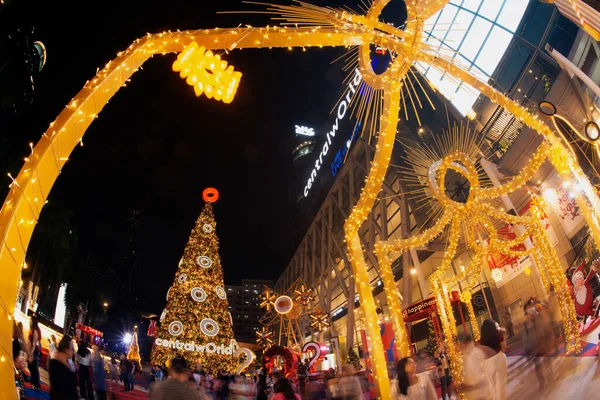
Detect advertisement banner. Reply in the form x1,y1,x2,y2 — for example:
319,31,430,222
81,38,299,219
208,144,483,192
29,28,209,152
545,187,584,238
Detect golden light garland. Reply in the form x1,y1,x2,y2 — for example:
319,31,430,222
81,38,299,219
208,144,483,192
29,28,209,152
1,0,600,397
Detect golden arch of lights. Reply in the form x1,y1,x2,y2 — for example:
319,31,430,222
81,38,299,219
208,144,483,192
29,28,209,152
1,0,600,398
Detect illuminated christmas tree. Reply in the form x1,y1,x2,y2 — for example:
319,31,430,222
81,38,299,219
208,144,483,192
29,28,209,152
127,326,141,366
347,347,362,371
151,189,237,374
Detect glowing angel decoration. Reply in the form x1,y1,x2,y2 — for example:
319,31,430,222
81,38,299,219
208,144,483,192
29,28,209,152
375,125,582,385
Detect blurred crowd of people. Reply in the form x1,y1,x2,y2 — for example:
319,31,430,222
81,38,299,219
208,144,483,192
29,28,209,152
13,303,569,400
148,358,367,400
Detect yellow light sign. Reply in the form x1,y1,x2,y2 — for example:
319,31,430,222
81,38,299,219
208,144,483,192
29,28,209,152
173,41,242,103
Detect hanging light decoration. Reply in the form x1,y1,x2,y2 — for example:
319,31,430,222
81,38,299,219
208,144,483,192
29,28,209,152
491,269,503,282
173,41,242,103
293,284,314,307
255,327,274,348
260,288,277,311
309,310,330,331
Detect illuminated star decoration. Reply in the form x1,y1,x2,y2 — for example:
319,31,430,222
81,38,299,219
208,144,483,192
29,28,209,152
491,269,503,282
260,288,277,311
309,310,330,332
173,41,242,103
255,327,274,349
293,284,314,307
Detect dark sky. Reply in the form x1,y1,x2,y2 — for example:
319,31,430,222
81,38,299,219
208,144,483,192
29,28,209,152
5,0,371,315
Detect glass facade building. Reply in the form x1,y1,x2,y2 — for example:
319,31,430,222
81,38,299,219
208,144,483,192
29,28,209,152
417,0,532,115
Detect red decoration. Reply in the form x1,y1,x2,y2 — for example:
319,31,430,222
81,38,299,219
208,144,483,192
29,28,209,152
75,323,103,338
147,320,157,337
202,188,219,203
570,262,596,317
261,346,298,378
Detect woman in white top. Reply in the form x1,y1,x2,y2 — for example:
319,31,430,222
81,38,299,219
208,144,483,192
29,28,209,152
479,320,508,400
392,357,437,400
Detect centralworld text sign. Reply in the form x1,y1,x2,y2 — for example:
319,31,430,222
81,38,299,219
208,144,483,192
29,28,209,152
303,68,363,197
154,338,239,355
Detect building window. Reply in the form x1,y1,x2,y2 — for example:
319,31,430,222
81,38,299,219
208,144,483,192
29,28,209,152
417,0,531,115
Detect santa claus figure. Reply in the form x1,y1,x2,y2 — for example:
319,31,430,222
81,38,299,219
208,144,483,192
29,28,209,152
570,262,597,318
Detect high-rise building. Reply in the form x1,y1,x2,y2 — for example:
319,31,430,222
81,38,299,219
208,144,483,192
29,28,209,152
125,208,141,308
275,0,590,361
226,279,274,344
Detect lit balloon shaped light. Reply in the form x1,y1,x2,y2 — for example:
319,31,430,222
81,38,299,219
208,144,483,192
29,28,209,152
173,41,242,104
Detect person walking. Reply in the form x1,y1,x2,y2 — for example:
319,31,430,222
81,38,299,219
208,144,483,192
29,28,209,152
504,311,514,339
272,378,301,400
109,357,120,391
456,334,491,400
337,365,363,400
479,320,506,353
76,343,94,399
256,373,268,400
120,355,130,392
149,356,207,400
91,345,107,400
48,335,78,400
479,320,508,400
27,314,42,391
435,337,452,400
47,334,57,370
128,359,136,392
391,357,437,400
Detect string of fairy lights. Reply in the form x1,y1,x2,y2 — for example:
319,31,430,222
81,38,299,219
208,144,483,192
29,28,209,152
1,0,600,398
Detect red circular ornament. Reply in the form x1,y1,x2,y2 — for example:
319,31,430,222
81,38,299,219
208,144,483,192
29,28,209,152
203,188,219,203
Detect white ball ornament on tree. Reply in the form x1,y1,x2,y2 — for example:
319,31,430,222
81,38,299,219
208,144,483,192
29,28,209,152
197,256,213,268
200,318,220,337
191,287,207,302
203,224,214,233
178,274,188,283
216,286,227,299
168,321,184,337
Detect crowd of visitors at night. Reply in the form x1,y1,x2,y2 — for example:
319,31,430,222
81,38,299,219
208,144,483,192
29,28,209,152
12,305,569,400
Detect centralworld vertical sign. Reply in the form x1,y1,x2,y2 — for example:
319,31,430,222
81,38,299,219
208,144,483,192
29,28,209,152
303,68,363,197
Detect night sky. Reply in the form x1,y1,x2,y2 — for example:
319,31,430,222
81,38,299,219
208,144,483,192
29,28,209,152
4,0,373,316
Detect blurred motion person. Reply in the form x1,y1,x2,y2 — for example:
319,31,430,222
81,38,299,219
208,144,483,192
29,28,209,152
456,334,490,400
149,356,207,400
272,378,301,400
48,335,78,400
